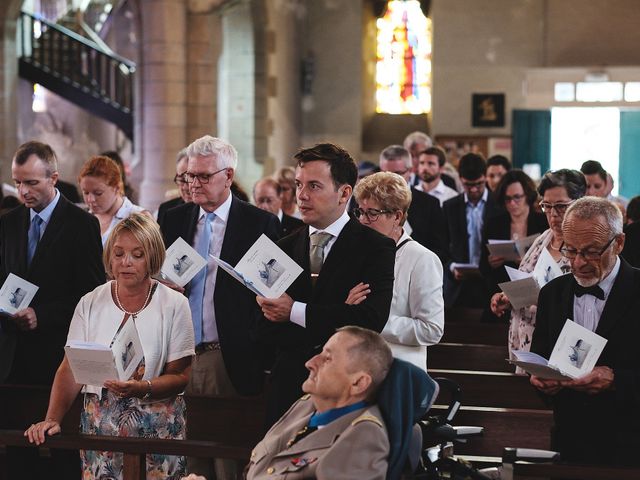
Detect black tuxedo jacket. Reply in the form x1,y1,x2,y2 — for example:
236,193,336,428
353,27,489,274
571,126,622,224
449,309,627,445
258,217,395,424
407,187,447,263
479,209,548,287
0,195,105,384
621,221,640,268
161,195,280,395
156,197,185,230
279,213,304,237
531,259,640,465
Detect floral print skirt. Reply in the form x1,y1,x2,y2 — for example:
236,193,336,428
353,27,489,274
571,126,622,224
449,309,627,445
80,390,187,480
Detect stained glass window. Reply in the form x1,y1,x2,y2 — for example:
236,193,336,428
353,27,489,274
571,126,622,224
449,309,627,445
376,0,432,114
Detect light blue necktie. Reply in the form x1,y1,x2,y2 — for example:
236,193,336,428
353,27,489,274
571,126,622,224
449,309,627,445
27,215,43,266
467,204,482,266
189,212,215,345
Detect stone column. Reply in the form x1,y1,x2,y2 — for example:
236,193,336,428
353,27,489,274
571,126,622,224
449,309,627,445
137,0,188,210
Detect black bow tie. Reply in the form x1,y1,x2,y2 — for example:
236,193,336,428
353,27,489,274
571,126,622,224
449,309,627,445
574,282,605,300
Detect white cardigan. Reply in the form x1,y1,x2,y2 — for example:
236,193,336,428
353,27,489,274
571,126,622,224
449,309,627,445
382,231,445,370
67,281,195,397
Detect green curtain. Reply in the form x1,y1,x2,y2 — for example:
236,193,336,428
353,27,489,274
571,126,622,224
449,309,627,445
619,111,640,199
512,109,551,175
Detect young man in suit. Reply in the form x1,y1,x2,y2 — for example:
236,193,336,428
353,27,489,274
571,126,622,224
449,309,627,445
256,143,395,427
442,153,501,311
0,141,105,480
253,177,304,237
156,148,191,229
0,141,105,385
160,135,280,479
530,197,640,466
378,145,448,264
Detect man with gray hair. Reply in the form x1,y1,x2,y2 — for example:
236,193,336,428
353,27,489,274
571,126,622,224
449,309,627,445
160,135,280,479
403,131,432,188
530,196,640,466
379,145,447,262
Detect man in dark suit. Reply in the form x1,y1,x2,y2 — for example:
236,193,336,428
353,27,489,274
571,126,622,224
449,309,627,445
0,141,105,480
253,176,304,237
256,143,395,427
160,135,279,478
530,197,640,466
0,141,105,385
379,144,447,263
156,148,191,229
442,153,501,310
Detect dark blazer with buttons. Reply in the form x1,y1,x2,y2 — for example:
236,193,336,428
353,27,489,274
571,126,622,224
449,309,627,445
156,196,185,231
257,217,395,425
0,195,105,384
531,259,640,466
161,195,280,395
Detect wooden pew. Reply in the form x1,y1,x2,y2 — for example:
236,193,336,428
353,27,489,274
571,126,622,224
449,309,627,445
429,369,548,410
429,342,512,373
441,321,508,346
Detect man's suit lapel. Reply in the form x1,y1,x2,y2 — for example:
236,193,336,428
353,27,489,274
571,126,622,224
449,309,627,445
14,207,30,276
554,277,576,340
456,197,469,260
220,196,243,264
596,259,635,338
28,197,68,275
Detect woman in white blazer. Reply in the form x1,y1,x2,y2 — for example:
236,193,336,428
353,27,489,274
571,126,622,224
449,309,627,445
350,171,444,370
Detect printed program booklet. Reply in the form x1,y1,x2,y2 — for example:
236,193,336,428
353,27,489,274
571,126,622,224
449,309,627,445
160,237,208,287
210,234,303,298
498,248,565,309
65,318,144,387
0,273,39,315
509,319,607,380
486,233,540,262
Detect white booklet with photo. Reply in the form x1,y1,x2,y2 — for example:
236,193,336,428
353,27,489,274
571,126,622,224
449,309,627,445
498,249,564,309
0,273,39,315
487,234,540,262
509,319,607,380
160,237,208,287
65,318,144,387
210,234,303,298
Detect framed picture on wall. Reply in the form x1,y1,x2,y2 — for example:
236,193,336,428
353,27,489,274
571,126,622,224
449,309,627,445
472,93,505,127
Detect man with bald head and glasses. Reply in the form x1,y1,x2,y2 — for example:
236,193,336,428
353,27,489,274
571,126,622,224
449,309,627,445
160,135,280,479
530,196,640,466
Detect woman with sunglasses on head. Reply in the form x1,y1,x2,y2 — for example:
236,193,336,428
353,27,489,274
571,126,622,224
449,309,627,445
480,170,548,303
490,169,586,365
348,171,444,371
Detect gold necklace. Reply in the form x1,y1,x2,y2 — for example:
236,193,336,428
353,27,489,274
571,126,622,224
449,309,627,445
114,280,153,319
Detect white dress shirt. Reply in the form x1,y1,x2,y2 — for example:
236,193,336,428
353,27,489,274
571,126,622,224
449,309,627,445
290,209,351,328
381,231,444,370
194,193,232,342
416,179,458,206
573,257,620,332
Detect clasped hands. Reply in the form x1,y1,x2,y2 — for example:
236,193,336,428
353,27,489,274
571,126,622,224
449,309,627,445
530,366,614,395
257,282,371,322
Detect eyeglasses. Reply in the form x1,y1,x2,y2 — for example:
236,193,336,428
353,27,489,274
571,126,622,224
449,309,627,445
353,207,393,222
540,201,573,214
559,236,617,261
461,179,485,189
504,193,525,204
174,173,187,185
183,168,228,184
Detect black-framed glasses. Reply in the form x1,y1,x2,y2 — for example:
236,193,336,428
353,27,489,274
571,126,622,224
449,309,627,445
540,201,573,214
183,168,228,184
353,207,393,222
559,236,617,261
173,173,187,185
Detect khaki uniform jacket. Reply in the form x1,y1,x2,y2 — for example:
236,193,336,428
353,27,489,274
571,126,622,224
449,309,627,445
246,395,389,479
